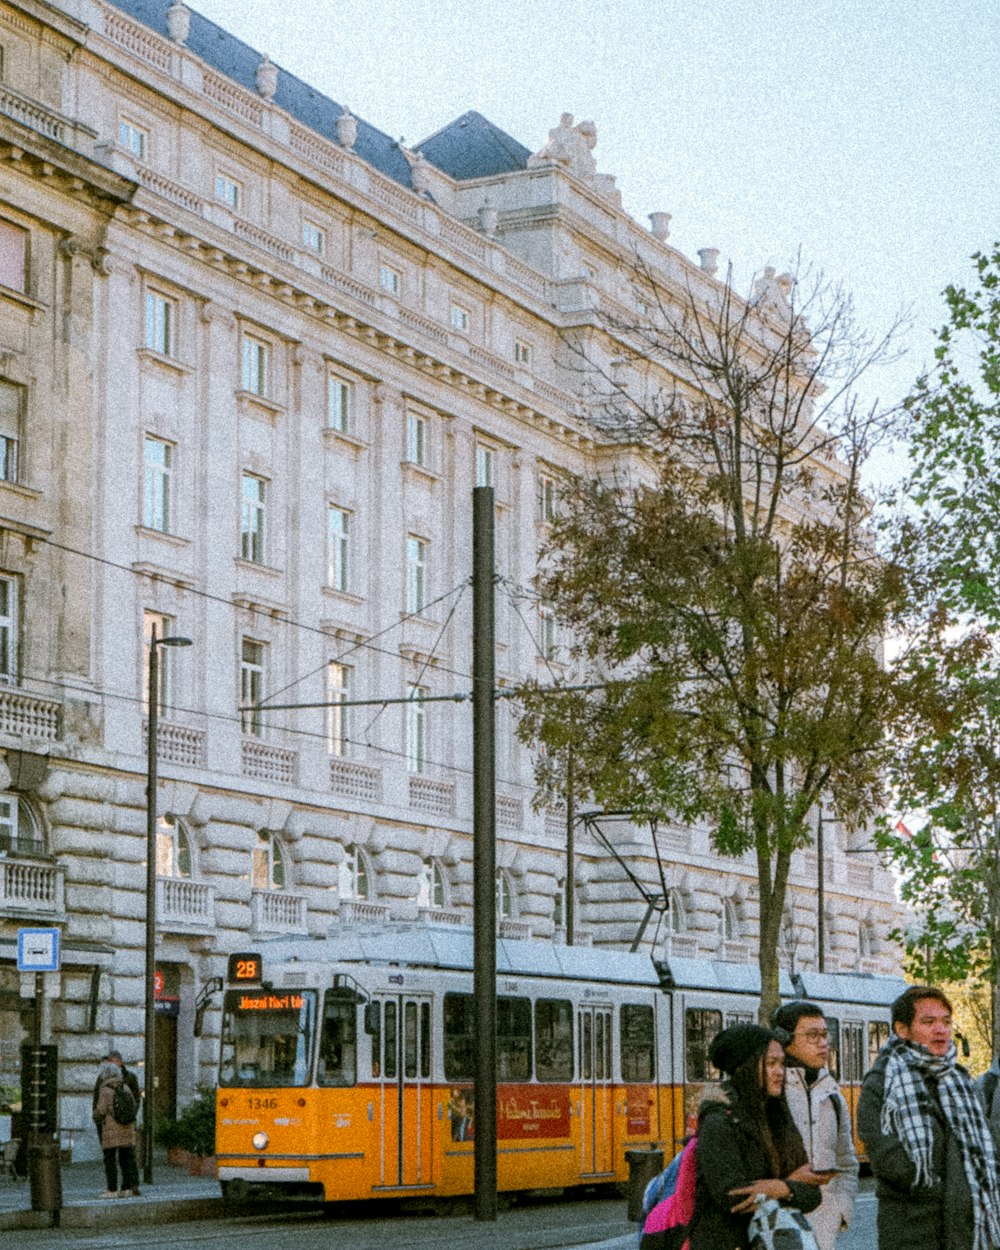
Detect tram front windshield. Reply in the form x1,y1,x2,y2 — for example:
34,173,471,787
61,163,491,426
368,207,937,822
219,988,317,1087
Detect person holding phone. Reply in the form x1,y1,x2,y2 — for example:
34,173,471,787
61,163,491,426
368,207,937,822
773,1001,859,1250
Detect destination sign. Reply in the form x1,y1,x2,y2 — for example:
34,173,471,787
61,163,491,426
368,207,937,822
237,993,305,1012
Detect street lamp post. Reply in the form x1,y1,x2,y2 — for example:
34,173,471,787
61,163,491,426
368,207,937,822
144,625,191,1185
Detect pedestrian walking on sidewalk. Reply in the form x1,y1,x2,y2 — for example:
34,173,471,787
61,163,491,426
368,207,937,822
772,1000,858,1250
92,1061,140,1198
858,985,1000,1250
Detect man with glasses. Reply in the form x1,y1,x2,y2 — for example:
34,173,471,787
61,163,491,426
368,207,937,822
772,1000,858,1250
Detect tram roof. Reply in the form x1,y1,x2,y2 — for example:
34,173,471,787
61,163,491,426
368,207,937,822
794,971,909,1007
659,956,796,998
263,924,663,987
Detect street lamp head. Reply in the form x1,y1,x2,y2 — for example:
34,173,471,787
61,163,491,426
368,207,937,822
157,636,193,649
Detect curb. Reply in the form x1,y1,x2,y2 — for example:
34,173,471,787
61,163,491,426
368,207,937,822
0,1194,227,1232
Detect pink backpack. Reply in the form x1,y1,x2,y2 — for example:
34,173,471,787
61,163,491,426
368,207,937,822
640,1137,697,1250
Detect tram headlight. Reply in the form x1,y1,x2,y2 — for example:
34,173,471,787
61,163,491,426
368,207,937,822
252,1131,269,1151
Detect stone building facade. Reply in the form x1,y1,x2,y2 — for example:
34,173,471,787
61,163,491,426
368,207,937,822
0,0,900,1155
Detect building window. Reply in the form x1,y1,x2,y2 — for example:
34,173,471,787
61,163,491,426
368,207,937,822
143,436,173,532
405,684,426,774
539,599,557,660
721,898,740,941
156,813,192,878
327,506,350,593
143,610,174,714
0,792,43,857
118,118,147,160
0,219,27,293
252,829,285,890
514,340,532,366
406,537,427,614
496,869,514,921
0,379,22,483
302,220,325,254
406,412,427,466
144,290,175,356
475,445,495,488
538,474,557,522
858,922,876,959
379,264,401,296
327,375,352,433
553,882,565,930
668,888,687,934
450,304,470,333
417,858,446,910
241,334,269,397
240,638,265,737
339,843,370,900
327,661,350,756
241,473,266,564
215,172,242,210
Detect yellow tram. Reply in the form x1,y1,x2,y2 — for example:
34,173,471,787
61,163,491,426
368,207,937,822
214,923,905,1201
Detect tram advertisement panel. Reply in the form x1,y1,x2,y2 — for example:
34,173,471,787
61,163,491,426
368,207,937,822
449,1084,571,1139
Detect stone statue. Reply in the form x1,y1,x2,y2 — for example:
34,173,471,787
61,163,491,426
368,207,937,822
528,113,597,177
751,266,795,321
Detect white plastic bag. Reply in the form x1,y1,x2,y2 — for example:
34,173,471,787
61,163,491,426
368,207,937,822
747,1196,820,1250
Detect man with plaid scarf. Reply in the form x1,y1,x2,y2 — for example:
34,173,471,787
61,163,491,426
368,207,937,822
858,986,1000,1250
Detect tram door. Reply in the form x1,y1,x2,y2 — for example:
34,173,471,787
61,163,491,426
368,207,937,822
372,995,435,1189
578,1004,614,1176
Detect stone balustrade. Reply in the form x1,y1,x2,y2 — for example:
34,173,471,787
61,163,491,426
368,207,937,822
0,688,62,741
409,775,455,816
242,739,298,785
250,888,307,935
329,758,381,802
0,857,64,916
157,876,215,930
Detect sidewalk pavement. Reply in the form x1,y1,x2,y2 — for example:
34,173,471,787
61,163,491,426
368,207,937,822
0,1151,636,1248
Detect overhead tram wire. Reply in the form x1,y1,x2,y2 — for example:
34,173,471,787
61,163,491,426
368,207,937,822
26,531,476,686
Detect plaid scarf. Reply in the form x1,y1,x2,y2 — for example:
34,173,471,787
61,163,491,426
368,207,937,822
881,1036,1000,1250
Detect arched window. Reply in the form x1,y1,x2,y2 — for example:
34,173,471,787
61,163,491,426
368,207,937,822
496,869,515,921
252,830,285,890
416,858,445,909
668,889,687,934
156,813,191,878
553,882,565,930
858,921,876,959
0,792,43,857
339,843,370,900
720,898,740,942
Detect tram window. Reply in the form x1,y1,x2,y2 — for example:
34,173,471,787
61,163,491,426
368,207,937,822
621,1004,655,1082
404,1001,418,1078
685,1008,722,1082
497,996,532,1081
536,999,573,1081
219,988,316,1088
868,1020,890,1071
725,1012,754,1028
420,1001,431,1079
596,1012,608,1080
317,993,357,1087
369,1003,381,1078
843,1022,864,1082
384,1000,398,1079
581,1012,592,1081
825,1016,841,1081
444,992,475,1081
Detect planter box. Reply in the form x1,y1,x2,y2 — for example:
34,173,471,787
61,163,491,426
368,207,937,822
187,1154,217,1178
167,1146,192,1168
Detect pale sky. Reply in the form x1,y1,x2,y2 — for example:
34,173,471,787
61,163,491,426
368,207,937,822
192,0,999,487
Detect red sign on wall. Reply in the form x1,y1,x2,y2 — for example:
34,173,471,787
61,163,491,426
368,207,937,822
497,1085,571,1139
625,1085,652,1135
153,970,165,998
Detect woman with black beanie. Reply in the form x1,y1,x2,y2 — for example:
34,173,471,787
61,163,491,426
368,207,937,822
687,1023,824,1249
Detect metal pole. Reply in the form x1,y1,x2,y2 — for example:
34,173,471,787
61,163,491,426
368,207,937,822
817,806,825,973
472,486,497,1222
143,626,159,1185
566,749,575,946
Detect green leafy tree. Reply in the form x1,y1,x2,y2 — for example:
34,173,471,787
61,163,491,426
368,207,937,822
519,263,906,1021
881,245,1000,1053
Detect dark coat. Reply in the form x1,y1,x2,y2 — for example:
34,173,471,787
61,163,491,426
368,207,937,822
688,1100,821,1250
857,1047,976,1250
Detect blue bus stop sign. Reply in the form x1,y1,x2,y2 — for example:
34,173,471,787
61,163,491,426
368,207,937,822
17,928,60,973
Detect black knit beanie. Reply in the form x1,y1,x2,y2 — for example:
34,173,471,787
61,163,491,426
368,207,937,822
709,1024,780,1076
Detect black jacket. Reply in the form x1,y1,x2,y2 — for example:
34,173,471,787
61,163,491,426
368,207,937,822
688,1099,821,1250
857,1047,975,1250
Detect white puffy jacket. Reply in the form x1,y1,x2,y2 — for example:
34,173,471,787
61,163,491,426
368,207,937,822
783,1065,859,1250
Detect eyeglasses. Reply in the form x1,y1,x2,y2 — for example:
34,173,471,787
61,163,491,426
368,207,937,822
797,1029,829,1042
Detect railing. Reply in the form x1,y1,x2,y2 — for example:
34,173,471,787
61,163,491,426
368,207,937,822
242,739,298,785
398,306,448,345
143,719,205,767
721,941,753,964
202,68,264,127
408,775,455,816
320,265,377,308
0,688,62,740
288,122,348,179
418,906,464,926
233,218,295,264
662,934,700,959
250,888,307,935
545,805,567,837
330,758,381,802
103,9,173,72
339,899,390,925
135,166,205,215
499,919,532,941
496,795,523,830
847,862,875,892
469,343,515,380
0,857,64,914
157,876,215,929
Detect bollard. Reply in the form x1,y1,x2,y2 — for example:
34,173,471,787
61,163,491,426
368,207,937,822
29,1137,63,1219
625,1146,664,1222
